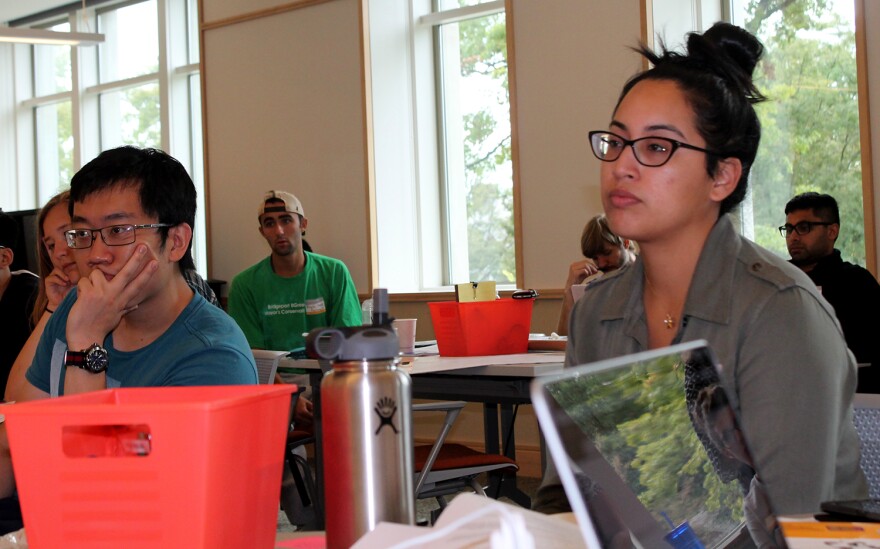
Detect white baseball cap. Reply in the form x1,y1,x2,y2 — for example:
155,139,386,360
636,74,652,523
258,190,305,219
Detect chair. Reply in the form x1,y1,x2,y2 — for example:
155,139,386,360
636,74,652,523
413,401,519,520
277,397,519,527
251,349,286,384
853,393,880,498
283,419,321,530
252,350,321,529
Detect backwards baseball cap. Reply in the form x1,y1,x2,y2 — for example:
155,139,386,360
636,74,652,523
258,190,305,219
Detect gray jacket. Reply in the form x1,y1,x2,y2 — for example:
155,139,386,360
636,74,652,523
552,215,866,514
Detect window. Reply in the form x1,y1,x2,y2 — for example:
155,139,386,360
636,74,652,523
96,0,161,150
730,0,867,266
98,1,159,82
370,0,513,292
652,0,869,267
2,0,207,273
32,21,74,203
35,101,73,200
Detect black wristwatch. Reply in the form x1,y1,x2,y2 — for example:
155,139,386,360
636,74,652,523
64,343,109,374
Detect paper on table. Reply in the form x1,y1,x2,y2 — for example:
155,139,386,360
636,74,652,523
780,519,880,548
571,271,604,302
399,352,563,375
410,343,440,356
351,493,585,549
455,281,497,302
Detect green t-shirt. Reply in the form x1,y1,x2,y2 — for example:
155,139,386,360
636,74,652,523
228,252,362,350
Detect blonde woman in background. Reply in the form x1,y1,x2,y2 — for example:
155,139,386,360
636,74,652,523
6,192,80,402
556,214,636,335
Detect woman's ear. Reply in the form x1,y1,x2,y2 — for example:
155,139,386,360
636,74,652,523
709,157,743,203
166,223,193,263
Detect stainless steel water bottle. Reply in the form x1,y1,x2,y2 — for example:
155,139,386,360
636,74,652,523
307,290,414,549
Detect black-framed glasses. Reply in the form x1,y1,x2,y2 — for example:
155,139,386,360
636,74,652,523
778,221,835,238
588,130,723,167
65,223,172,249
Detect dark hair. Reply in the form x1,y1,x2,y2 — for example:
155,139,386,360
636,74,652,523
32,191,71,325
0,211,19,249
617,22,766,215
69,146,196,272
784,192,840,224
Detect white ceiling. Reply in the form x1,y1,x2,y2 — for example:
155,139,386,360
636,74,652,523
0,1,73,25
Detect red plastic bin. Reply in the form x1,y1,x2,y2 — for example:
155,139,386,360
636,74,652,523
428,298,534,356
0,384,296,549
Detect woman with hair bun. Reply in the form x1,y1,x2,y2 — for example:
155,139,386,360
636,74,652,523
536,22,866,523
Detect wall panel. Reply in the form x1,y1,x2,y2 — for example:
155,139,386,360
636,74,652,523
202,0,369,288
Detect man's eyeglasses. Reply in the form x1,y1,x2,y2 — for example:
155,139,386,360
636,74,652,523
65,224,172,249
777,221,835,238
588,130,723,167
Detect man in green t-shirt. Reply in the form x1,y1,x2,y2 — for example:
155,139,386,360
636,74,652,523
228,190,362,352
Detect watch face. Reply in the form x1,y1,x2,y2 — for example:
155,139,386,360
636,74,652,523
85,345,109,373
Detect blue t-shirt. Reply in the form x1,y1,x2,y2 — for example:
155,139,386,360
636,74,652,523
27,288,257,396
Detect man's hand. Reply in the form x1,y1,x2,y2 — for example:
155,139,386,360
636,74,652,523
293,396,314,430
45,267,77,311
66,244,158,350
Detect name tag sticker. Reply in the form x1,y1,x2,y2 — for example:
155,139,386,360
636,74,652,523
305,298,327,315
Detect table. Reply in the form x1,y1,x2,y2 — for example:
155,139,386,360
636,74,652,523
279,351,565,527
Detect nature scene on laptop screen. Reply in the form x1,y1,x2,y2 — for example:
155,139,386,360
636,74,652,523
546,347,778,547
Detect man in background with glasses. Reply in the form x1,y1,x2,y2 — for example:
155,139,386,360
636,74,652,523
781,192,880,392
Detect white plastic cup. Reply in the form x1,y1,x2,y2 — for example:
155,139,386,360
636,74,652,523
361,298,373,325
392,319,417,354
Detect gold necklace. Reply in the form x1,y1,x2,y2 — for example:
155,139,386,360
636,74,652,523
645,275,677,330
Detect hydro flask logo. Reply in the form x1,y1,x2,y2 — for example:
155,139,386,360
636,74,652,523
374,397,399,435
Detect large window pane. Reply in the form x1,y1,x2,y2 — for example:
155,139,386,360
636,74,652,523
438,11,514,284
733,0,865,265
12,0,206,273
35,101,74,203
187,0,200,63
98,0,159,82
33,22,72,96
100,83,161,148
189,73,207,273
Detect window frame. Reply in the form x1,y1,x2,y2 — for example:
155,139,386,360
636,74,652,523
368,0,518,294
649,0,875,274
2,0,208,274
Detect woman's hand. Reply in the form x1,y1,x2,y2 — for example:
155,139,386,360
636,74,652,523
44,267,77,311
565,258,600,291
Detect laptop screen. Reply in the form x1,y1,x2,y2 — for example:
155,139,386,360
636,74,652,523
532,340,784,548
